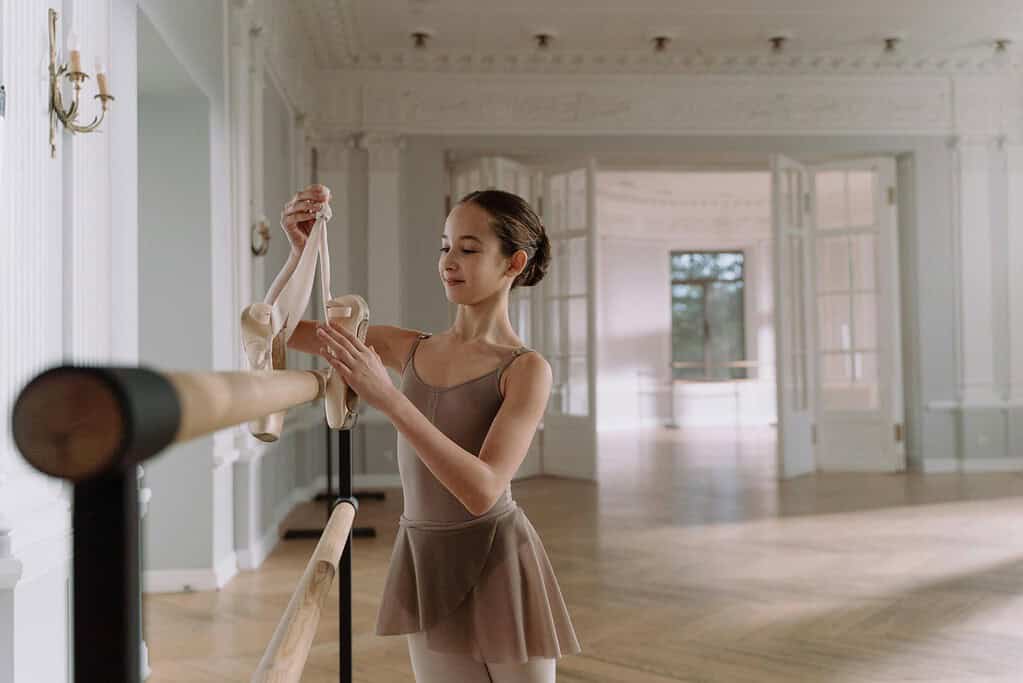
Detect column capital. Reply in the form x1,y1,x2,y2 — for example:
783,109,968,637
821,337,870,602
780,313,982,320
313,132,362,172
359,133,405,171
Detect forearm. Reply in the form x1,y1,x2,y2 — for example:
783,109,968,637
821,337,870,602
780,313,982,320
262,248,302,305
286,319,322,356
384,390,497,515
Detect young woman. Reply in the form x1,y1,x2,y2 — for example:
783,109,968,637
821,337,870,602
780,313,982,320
277,184,581,682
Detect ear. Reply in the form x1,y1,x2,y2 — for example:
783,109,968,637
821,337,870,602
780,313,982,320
507,249,529,278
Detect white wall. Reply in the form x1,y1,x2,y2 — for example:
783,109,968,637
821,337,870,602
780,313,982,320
596,172,777,430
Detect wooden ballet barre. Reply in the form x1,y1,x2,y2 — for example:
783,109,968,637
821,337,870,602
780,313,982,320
252,499,358,683
12,365,329,482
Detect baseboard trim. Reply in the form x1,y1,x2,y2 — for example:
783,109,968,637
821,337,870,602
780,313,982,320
144,568,219,594
143,550,238,594
921,457,1023,473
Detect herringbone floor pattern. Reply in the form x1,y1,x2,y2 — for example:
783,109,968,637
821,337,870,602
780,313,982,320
144,426,1023,681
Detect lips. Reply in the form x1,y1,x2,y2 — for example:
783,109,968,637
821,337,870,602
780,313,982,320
444,278,464,285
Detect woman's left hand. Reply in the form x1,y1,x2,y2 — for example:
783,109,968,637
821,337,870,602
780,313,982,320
316,322,399,412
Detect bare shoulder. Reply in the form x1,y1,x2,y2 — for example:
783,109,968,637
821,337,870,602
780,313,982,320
365,325,429,373
499,349,552,400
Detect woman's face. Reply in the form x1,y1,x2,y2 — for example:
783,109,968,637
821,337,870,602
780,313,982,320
439,202,524,303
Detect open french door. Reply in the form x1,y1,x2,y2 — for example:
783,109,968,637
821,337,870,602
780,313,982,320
771,155,817,479
771,154,905,478
810,158,904,471
536,160,598,480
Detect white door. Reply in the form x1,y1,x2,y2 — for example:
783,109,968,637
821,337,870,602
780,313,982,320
771,155,817,479
447,156,543,478
810,159,904,471
536,160,598,480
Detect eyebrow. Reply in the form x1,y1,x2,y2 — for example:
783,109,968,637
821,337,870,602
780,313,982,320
440,235,482,243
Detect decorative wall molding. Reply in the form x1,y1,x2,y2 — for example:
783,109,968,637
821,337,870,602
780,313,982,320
320,49,1023,78
952,140,999,403
313,70,1023,140
315,72,971,136
921,457,1023,473
1007,146,1023,402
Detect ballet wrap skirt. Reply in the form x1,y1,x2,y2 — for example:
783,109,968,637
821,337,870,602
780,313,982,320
375,496,582,664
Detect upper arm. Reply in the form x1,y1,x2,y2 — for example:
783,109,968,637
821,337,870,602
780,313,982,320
477,352,552,495
365,325,427,374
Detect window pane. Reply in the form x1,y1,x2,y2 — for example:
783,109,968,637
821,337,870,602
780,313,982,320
706,281,746,379
818,294,851,351
567,237,587,295
816,170,846,230
853,293,878,349
548,356,565,414
669,250,746,381
568,169,587,229
569,297,587,356
568,356,589,416
848,171,875,227
850,233,877,291
672,283,705,379
548,174,565,235
545,299,561,355
816,235,850,293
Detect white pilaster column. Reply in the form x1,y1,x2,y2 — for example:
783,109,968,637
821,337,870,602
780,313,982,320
360,133,405,327
952,137,998,403
229,0,253,372
1007,145,1023,402
316,134,360,299
248,14,267,304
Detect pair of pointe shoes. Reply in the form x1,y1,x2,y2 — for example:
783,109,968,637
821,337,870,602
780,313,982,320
240,203,370,442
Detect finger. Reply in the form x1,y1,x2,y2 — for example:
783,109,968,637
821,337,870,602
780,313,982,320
284,200,324,217
305,184,331,200
321,349,351,375
295,187,328,202
330,321,369,352
317,326,359,357
282,211,318,228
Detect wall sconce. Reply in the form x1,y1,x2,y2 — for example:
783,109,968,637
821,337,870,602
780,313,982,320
49,8,114,158
250,218,271,256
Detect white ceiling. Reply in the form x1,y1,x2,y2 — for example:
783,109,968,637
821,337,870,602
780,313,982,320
296,0,1023,69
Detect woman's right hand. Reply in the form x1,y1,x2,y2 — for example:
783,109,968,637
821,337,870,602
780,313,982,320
281,184,331,253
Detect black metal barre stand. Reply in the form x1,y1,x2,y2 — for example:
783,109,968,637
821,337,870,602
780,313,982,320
12,366,359,683
283,421,383,540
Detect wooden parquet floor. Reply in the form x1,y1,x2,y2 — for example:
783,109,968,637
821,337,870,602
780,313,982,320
144,426,1023,681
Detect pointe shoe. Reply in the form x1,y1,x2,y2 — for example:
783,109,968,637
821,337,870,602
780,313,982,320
240,302,288,442
324,294,370,430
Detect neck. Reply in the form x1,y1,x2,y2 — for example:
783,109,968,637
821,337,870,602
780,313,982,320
448,290,519,346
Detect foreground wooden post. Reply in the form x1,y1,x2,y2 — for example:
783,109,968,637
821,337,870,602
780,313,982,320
10,364,355,683
251,499,358,683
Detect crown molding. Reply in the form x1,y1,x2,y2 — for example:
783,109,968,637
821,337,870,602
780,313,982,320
322,48,1023,77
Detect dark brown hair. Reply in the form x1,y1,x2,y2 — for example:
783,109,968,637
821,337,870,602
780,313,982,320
457,189,551,289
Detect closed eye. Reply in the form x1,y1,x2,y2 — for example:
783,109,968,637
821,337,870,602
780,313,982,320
439,247,478,254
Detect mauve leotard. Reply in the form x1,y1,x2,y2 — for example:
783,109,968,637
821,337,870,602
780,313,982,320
374,333,581,664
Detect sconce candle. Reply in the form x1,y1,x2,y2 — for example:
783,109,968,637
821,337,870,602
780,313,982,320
95,58,109,97
68,32,81,72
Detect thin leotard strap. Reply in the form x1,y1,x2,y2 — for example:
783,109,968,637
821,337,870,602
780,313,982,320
497,346,534,393
402,333,432,374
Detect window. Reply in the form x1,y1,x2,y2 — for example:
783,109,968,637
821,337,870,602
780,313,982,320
670,251,747,380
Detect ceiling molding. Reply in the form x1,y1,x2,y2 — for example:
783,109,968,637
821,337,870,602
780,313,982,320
317,49,1022,77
